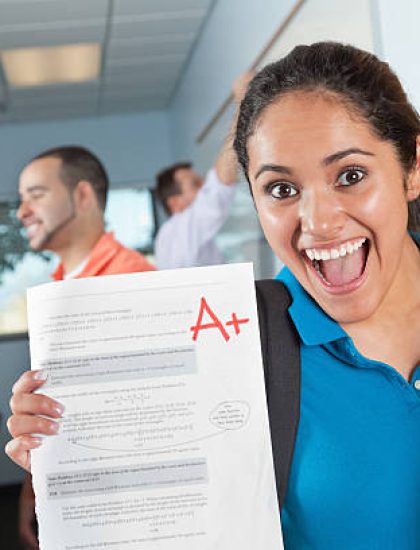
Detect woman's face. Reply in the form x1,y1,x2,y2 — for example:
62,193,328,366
247,92,420,324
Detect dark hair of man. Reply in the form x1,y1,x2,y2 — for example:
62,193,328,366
155,162,192,215
32,145,109,211
234,41,420,231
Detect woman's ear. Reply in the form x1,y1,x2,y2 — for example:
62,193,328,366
406,135,420,202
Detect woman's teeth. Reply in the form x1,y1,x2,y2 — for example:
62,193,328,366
305,238,366,262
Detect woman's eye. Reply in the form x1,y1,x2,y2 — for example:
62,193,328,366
269,183,298,199
337,168,366,187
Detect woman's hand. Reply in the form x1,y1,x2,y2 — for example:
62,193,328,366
5,370,64,472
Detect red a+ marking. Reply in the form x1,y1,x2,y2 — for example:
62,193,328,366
190,297,250,342
225,312,249,335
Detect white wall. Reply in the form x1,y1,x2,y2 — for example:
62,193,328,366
168,0,297,166
261,0,375,65
374,0,420,111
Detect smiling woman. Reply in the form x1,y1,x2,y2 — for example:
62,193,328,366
235,42,420,549
245,91,417,330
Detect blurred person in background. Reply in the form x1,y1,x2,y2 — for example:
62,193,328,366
16,145,155,549
154,72,252,269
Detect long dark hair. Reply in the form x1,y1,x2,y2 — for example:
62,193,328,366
234,42,420,231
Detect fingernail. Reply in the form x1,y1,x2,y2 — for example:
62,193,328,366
48,422,60,434
31,437,43,446
33,370,48,381
53,404,65,416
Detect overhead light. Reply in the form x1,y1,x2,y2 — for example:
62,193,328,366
1,43,101,87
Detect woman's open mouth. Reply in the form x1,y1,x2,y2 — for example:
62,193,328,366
303,237,370,292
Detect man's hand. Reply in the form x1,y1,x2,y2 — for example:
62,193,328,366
5,370,64,472
214,71,255,185
18,474,39,550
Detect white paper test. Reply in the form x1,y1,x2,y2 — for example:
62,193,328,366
27,263,283,550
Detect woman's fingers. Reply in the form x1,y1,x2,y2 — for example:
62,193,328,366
4,435,42,472
7,413,60,439
10,392,64,419
5,369,64,474
9,369,64,420
12,369,48,395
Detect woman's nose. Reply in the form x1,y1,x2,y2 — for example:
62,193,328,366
299,188,345,240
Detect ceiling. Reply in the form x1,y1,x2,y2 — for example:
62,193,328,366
0,0,214,124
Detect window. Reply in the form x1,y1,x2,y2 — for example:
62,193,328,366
0,188,156,337
105,188,156,253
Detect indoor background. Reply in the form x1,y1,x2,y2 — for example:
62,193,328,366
0,0,418,546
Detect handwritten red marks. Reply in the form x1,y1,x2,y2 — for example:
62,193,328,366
191,297,250,342
225,312,249,335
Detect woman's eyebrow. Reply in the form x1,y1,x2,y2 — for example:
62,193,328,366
323,148,374,166
254,164,292,180
253,148,375,179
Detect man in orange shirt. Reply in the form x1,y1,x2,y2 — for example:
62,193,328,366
18,146,154,281
16,145,155,549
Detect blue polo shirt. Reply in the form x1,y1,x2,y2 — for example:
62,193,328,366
276,267,420,550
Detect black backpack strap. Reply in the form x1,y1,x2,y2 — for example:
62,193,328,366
255,279,301,509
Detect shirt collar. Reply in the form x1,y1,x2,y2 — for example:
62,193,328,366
51,232,117,281
276,233,419,346
276,267,346,346
63,257,89,279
